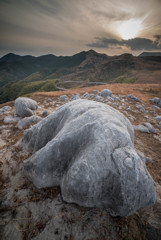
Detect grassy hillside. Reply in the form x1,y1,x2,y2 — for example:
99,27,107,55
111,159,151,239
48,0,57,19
0,51,161,103
0,78,58,103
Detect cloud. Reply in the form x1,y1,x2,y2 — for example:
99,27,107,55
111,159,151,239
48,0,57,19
0,0,161,56
87,37,161,51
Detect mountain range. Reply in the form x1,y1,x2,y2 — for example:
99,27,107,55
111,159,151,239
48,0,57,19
0,50,161,103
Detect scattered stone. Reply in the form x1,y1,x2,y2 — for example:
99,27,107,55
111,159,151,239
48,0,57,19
113,96,120,101
59,95,68,101
83,92,89,98
23,100,155,217
153,134,161,142
0,105,11,114
149,97,161,108
100,89,112,97
134,125,150,133
127,95,141,102
143,122,157,134
42,110,50,118
16,116,42,130
107,96,114,101
152,105,160,110
71,94,80,100
15,97,38,117
95,95,104,102
155,116,161,121
48,98,52,102
4,115,21,124
137,151,152,163
112,103,119,107
127,107,132,112
136,104,147,113
88,94,95,99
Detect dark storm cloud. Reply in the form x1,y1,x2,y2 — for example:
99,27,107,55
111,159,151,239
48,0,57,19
87,37,161,51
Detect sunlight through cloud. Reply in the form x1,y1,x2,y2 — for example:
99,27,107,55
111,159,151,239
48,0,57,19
117,19,143,40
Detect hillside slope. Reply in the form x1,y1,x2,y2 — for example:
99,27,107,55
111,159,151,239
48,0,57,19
0,50,161,103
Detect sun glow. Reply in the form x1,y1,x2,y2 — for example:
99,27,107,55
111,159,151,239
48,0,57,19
117,19,143,40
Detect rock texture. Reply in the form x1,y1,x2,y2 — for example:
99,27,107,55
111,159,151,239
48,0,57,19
22,100,156,217
16,116,42,130
15,97,38,117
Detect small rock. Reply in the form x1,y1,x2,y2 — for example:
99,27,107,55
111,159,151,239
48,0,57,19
127,107,132,112
4,115,21,124
59,95,68,101
83,92,89,98
42,111,50,118
0,105,11,114
152,105,160,110
113,96,120,101
95,95,104,102
100,89,112,97
16,116,42,130
127,95,141,102
112,103,119,107
155,116,161,121
48,98,52,102
149,97,161,107
134,125,150,133
136,104,147,113
143,122,157,133
88,94,95,99
71,94,80,100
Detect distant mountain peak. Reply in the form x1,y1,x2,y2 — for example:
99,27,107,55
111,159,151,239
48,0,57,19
138,52,161,57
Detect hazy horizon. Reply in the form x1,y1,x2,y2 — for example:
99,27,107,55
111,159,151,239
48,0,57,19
0,0,161,57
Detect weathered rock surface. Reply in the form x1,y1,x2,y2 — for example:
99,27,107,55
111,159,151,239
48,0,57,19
4,115,21,124
16,116,42,130
15,97,38,117
22,100,156,217
143,122,157,134
134,125,150,133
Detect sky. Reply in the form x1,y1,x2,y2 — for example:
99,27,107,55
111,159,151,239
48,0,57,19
0,0,161,57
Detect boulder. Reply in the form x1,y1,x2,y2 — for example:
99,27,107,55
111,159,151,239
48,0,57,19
22,100,156,217
16,116,42,130
15,97,38,118
100,89,112,97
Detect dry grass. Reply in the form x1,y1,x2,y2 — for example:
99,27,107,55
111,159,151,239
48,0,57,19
33,83,161,103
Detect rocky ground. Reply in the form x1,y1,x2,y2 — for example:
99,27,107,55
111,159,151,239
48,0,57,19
0,84,161,240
